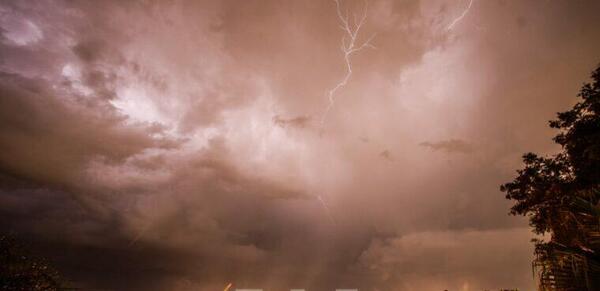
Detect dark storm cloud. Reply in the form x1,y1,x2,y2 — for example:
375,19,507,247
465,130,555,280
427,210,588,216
0,72,169,189
1,0,600,290
272,115,312,129
0,2,315,289
419,139,474,154
379,150,393,161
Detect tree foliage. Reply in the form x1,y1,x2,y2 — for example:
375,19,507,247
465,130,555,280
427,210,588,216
0,235,63,291
501,64,600,239
501,64,600,290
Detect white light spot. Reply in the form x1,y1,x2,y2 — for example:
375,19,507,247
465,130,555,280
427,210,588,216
1,17,43,46
112,86,170,126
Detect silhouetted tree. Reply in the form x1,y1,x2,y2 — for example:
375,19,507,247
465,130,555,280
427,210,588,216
501,64,600,290
0,235,63,291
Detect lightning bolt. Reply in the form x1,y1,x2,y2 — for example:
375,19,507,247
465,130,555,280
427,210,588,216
128,195,160,247
319,0,375,130
128,223,150,247
224,283,233,291
128,215,154,247
446,0,474,31
317,194,337,225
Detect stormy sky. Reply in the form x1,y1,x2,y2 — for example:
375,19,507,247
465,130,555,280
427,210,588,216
1,0,599,290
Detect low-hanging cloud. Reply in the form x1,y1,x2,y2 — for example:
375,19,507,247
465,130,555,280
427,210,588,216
419,139,475,154
272,114,312,129
1,0,600,290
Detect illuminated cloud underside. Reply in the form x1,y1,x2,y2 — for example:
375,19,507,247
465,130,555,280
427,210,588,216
0,0,599,290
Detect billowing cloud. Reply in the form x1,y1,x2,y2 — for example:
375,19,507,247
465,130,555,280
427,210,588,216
1,0,600,290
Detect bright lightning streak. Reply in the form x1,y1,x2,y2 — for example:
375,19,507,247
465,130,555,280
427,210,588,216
319,0,375,130
317,195,336,225
446,0,474,31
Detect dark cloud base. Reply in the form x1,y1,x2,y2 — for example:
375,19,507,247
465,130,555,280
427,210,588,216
1,0,600,290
